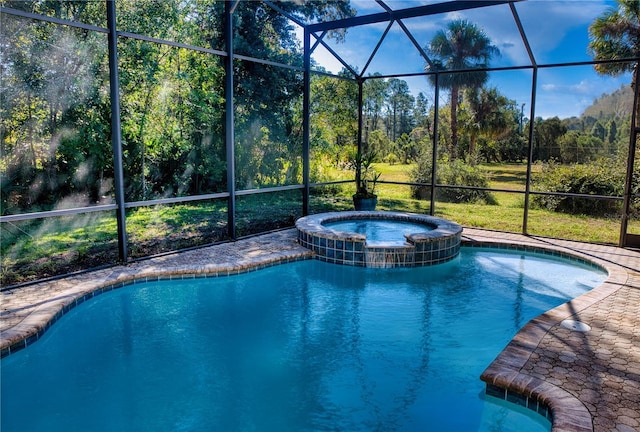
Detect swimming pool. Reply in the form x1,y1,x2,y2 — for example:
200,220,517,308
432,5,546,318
1,247,607,431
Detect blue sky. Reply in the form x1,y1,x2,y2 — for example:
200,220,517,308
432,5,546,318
297,0,633,119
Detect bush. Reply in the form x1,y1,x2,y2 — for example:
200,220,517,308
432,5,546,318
309,151,348,196
411,155,496,204
531,159,624,216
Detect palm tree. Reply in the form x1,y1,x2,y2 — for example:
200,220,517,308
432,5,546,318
463,87,512,158
588,0,640,117
425,19,499,159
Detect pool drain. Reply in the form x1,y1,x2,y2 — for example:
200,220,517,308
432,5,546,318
561,319,591,332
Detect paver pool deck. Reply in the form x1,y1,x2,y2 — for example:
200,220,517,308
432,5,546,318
1,227,639,432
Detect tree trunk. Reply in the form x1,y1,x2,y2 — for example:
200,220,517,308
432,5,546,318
450,86,459,159
469,131,477,159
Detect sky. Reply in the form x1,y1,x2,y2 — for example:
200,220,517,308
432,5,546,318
295,0,633,119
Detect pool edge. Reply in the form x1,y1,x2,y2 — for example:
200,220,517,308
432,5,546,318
1,235,314,358
465,235,629,432
2,228,638,432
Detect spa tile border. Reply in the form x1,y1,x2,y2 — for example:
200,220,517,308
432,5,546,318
296,211,462,267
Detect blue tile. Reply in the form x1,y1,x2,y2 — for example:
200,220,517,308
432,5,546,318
506,390,527,407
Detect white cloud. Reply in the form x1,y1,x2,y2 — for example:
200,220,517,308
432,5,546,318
572,79,596,94
293,0,625,118
538,71,631,118
511,0,610,56
542,78,614,95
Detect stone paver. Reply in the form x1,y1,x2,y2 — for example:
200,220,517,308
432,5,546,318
2,227,640,432
464,229,640,432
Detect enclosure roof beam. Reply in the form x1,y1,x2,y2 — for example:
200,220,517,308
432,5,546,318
263,0,306,28
228,0,241,14
396,18,435,70
510,3,536,67
307,0,518,33
361,20,394,76
313,34,360,78
374,0,435,70
1,6,108,32
310,30,328,54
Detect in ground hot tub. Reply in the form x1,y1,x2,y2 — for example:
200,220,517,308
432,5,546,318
296,211,462,268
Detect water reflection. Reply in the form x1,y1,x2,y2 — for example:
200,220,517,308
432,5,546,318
1,251,604,431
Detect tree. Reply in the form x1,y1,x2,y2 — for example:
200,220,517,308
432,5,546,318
1,3,111,212
533,117,567,161
425,19,499,159
385,79,414,141
227,1,354,189
591,120,606,141
558,131,601,163
609,119,618,146
414,92,431,129
588,0,640,118
363,74,389,142
368,129,393,162
396,133,418,164
462,87,513,160
310,72,358,148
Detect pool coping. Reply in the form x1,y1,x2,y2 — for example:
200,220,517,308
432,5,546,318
463,229,640,432
466,240,627,431
2,227,639,431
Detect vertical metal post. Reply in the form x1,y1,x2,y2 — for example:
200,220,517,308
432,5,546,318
225,0,236,238
302,27,311,215
430,73,439,215
619,68,640,246
106,0,127,262
357,79,364,154
511,2,538,236
522,67,538,235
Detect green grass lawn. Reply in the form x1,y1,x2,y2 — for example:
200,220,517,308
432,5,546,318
369,161,621,244
0,162,625,286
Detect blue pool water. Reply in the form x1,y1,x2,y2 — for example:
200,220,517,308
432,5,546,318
1,248,606,432
324,218,433,245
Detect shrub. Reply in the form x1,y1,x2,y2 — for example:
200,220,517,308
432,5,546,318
309,151,347,196
531,159,624,216
411,155,496,204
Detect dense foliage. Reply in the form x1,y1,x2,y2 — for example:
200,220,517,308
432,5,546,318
411,154,496,204
3,1,633,217
531,158,627,216
0,0,356,215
